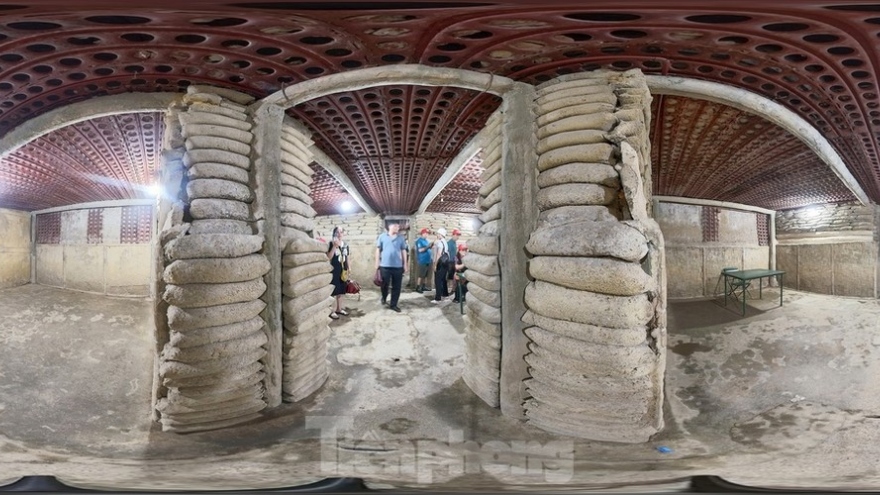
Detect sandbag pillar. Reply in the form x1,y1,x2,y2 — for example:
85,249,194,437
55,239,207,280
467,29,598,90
521,69,666,442
152,86,272,432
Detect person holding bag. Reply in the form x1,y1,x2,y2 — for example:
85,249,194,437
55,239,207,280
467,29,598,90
326,226,350,319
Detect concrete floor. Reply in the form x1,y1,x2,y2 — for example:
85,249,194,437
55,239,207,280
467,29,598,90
1,283,880,490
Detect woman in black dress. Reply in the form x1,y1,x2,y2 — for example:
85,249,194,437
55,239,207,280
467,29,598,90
326,226,350,319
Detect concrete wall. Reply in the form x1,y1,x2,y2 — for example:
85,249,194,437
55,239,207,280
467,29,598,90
0,208,31,289
314,211,479,288
776,202,878,298
657,202,770,299
35,206,152,297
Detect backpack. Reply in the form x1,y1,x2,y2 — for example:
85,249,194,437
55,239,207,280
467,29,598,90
437,241,449,266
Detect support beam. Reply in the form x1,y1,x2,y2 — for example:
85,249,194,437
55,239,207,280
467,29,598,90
0,93,179,158
310,146,376,216
646,76,871,207
250,102,285,408
263,65,516,109
653,195,775,215
498,83,538,419
31,198,156,215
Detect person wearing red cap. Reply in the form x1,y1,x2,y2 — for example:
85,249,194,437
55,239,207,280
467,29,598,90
414,227,433,293
451,243,469,304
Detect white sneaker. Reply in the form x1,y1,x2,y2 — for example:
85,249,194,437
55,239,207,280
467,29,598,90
431,300,439,304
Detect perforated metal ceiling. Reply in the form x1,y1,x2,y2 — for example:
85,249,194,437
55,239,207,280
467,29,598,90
1,1,879,214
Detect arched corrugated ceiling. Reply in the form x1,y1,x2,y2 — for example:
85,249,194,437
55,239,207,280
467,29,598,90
0,1,877,214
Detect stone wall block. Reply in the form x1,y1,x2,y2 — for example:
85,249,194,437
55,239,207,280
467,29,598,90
537,163,620,189
163,278,268,308
467,283,502,307
537,143,615,171
187,178,254,203
467,235,499,256
536,183,617,209
164,234,263,261
526,221,649,262
180,124,253,144
280,197,318,218
478,170,502,196
465,292,502,324
169,316,266,348
521,310,646,347
462,251,500,275
167,299,267,331
282,272,333,299
537,205,619,229
537,129,607,154
190,198,251,221
189,219,253,235
185,135,251,155
528,256,655,295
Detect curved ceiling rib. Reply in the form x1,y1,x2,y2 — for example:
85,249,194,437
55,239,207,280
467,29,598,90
0,2,878,213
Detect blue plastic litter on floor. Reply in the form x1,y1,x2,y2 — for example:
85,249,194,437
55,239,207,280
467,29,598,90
656,446,673,454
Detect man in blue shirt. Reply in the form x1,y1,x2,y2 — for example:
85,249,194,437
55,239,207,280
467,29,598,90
375,220,409,312
414,228,433,293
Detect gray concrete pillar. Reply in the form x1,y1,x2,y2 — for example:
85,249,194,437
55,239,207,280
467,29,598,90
250,102,284,408
498,84,539,418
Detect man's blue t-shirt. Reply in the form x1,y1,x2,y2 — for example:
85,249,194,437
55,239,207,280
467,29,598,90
415,237,432,265
377,233,408,268
446,239,457,263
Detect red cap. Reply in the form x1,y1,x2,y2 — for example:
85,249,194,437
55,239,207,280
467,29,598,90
420,228,430,234
458,243,468,251
452,229,461,236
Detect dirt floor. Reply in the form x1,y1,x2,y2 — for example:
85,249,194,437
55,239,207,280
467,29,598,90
1,283,879,491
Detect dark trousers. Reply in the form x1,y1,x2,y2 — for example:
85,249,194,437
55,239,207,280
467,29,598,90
434,263,449,301
380,266,404,307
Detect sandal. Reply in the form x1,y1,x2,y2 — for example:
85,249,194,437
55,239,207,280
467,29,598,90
329,312,340,320
336,309,349,316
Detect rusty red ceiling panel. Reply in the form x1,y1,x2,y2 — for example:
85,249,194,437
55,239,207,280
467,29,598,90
0,112,162,211
425,152,484,214
308,162,365,217
650,95,857,210
0,2,878,214
291,85,500,215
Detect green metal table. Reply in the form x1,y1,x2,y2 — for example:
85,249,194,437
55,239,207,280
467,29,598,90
722,269,785,316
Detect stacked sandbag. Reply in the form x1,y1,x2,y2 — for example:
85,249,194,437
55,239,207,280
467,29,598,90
281,238,333,401
462,111,503,408
279,122,317,240
155,86,272,433
522,70,666,443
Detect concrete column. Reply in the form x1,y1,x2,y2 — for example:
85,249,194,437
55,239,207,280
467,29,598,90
251,102,284,408
498,83,538,418
29,212,35,284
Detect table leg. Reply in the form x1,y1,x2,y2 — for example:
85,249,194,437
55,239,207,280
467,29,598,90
759,277,763,299
779,274,783,308
723,275,728,307
742,279,746,316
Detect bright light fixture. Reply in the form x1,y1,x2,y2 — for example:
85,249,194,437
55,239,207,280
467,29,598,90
147,183,161,197
340,200,353,212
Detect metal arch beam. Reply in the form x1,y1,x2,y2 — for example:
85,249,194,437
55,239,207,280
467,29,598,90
309,145,376,216
0,93,180,158
646,75,871,206
416,112,497,214
262,65,518,109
